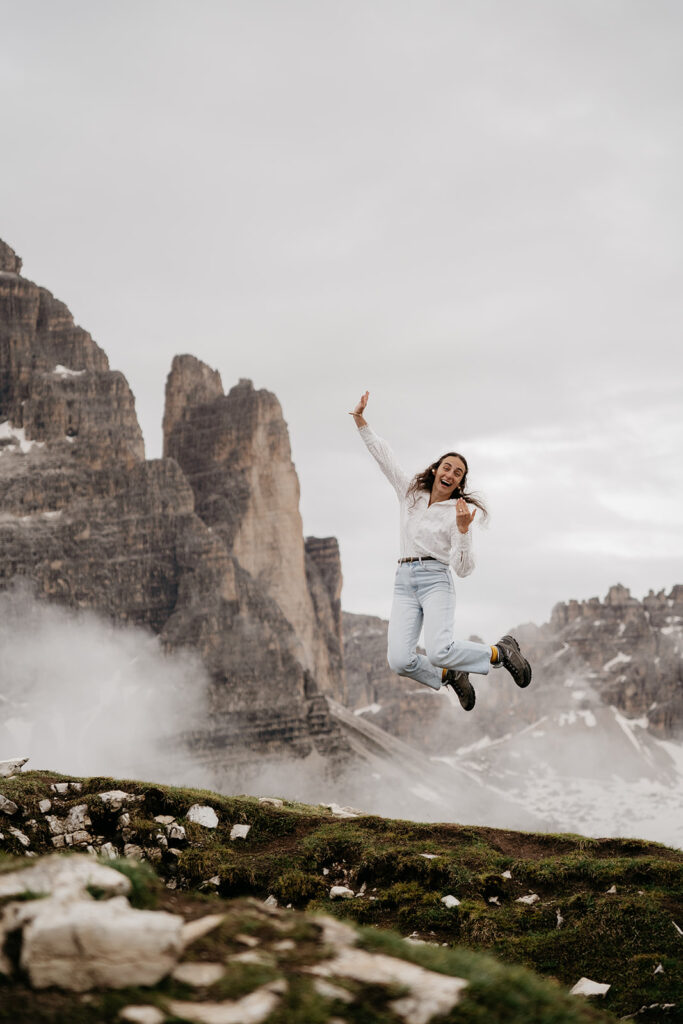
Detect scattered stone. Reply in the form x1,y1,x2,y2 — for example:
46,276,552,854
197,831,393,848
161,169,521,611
98,790,133,812
166,979,287,1024
309,948,468,1024
118,813,131,829
672,921,682,937
38,799,52,814
154,815,176,826
258,797,283,809
0,854,131,900
235,933,260,948
187,805,219,829
123,844,144,860
355,882,367,897
501,870,512,879
120,1006,167,1024
488,896,501,906
441,895,460,909
181,913,226,947
166,879,177,890
329,885,354,900
230,823,251,841
51,783,70,795
8,827,30,847
172,961,226,986
200,875,220,889
516,893,540,905
229,950,273,966
556,909,564,928
20,898,184,990
654,963,665,975
322,867,329,876
272,939,295,951
0,795,18,816
404,932,427,945
100,842,117,860
316,915,358,948
70,782,82,792
606,884,617,894
321,802,360,819
166,823,187,843
569,977,611,997
46,804,92,837
0,757,28,778
420,853,438,860
313,978,353,1003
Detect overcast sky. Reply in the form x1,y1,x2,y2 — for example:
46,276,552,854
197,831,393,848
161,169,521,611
3,0,682,641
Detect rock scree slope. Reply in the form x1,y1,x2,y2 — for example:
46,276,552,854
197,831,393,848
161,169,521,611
3,768,681,1021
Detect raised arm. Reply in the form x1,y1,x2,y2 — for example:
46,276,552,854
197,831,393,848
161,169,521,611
349,391,411,499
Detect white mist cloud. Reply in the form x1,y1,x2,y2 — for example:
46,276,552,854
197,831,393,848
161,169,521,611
0,584,210,783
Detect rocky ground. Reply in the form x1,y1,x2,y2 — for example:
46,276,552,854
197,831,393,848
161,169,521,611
1,768,681,1022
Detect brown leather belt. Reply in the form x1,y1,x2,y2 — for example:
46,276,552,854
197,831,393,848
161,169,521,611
398,556,437,563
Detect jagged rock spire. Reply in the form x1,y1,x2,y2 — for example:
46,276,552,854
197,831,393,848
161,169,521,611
0,239,22,274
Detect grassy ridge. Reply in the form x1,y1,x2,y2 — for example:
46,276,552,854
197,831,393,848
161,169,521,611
1,770,681,1020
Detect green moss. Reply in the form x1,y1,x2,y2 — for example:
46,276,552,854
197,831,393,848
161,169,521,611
105,858,160,909
272,869,326,906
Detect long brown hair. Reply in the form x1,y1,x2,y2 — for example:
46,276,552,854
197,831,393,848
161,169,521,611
407,451,488,519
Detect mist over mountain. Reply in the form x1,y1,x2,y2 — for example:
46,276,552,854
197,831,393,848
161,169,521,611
1,235,681,848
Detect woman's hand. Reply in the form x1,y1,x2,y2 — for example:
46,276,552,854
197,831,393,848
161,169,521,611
456,497,476,534
349,391,369,427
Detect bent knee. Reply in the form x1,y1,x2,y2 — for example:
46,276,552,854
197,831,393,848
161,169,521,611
426,643,453,667
387,651,415,676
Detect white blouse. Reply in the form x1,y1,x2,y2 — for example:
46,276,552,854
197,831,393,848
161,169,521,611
358,425,476,578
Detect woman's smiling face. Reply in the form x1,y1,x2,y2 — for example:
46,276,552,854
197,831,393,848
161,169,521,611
432,454,467,499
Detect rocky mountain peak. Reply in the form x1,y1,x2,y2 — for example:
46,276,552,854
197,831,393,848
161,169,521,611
0,239,22,274
162,353,223,453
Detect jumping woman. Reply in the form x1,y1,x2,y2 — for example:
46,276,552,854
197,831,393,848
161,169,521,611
350,390,531,710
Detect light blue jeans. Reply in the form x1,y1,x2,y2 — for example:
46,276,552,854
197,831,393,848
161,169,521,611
387,560,492,690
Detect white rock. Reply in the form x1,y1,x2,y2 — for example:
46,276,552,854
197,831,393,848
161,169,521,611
120,1006,167,1024
516,893,539,905
488,896,501,906
654,962,664,975
187,804,219,829
321,802,361,818
166,823,187,842
235,933,260,948
230,823,251,841
314,978,354,1003
569,977,611,997
441,895,460,909
316,915,358,948
172,961,226,986
8,827,30,847
263,895,278,908
0,794,18,816
420,853,438,860
308,948,468,1024
38,799,52,814
556,909,564,928
20,897,184,990
0,757,28,777
272,939,295,951
258,797,283,808
322,867,329,875
118,812,131,829
606,884,617,894
166,980,287,1024
0,855,131,901
98,790,132,811
100,842,118,860
51,783,70,795
330,885,354,900
154,815,176,825
501,870,512,879
46,804,91,836
181,913,227,947
673,920,683,937
123,844,144,860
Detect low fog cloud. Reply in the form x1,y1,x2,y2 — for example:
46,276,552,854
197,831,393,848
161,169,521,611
0,583,210,783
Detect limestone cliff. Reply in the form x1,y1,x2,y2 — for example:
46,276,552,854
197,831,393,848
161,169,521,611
0,239,349,768
163,357,346,703
343,583,683,748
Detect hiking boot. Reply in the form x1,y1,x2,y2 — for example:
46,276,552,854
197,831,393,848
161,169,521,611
495,634,532,688
443,670,476,711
